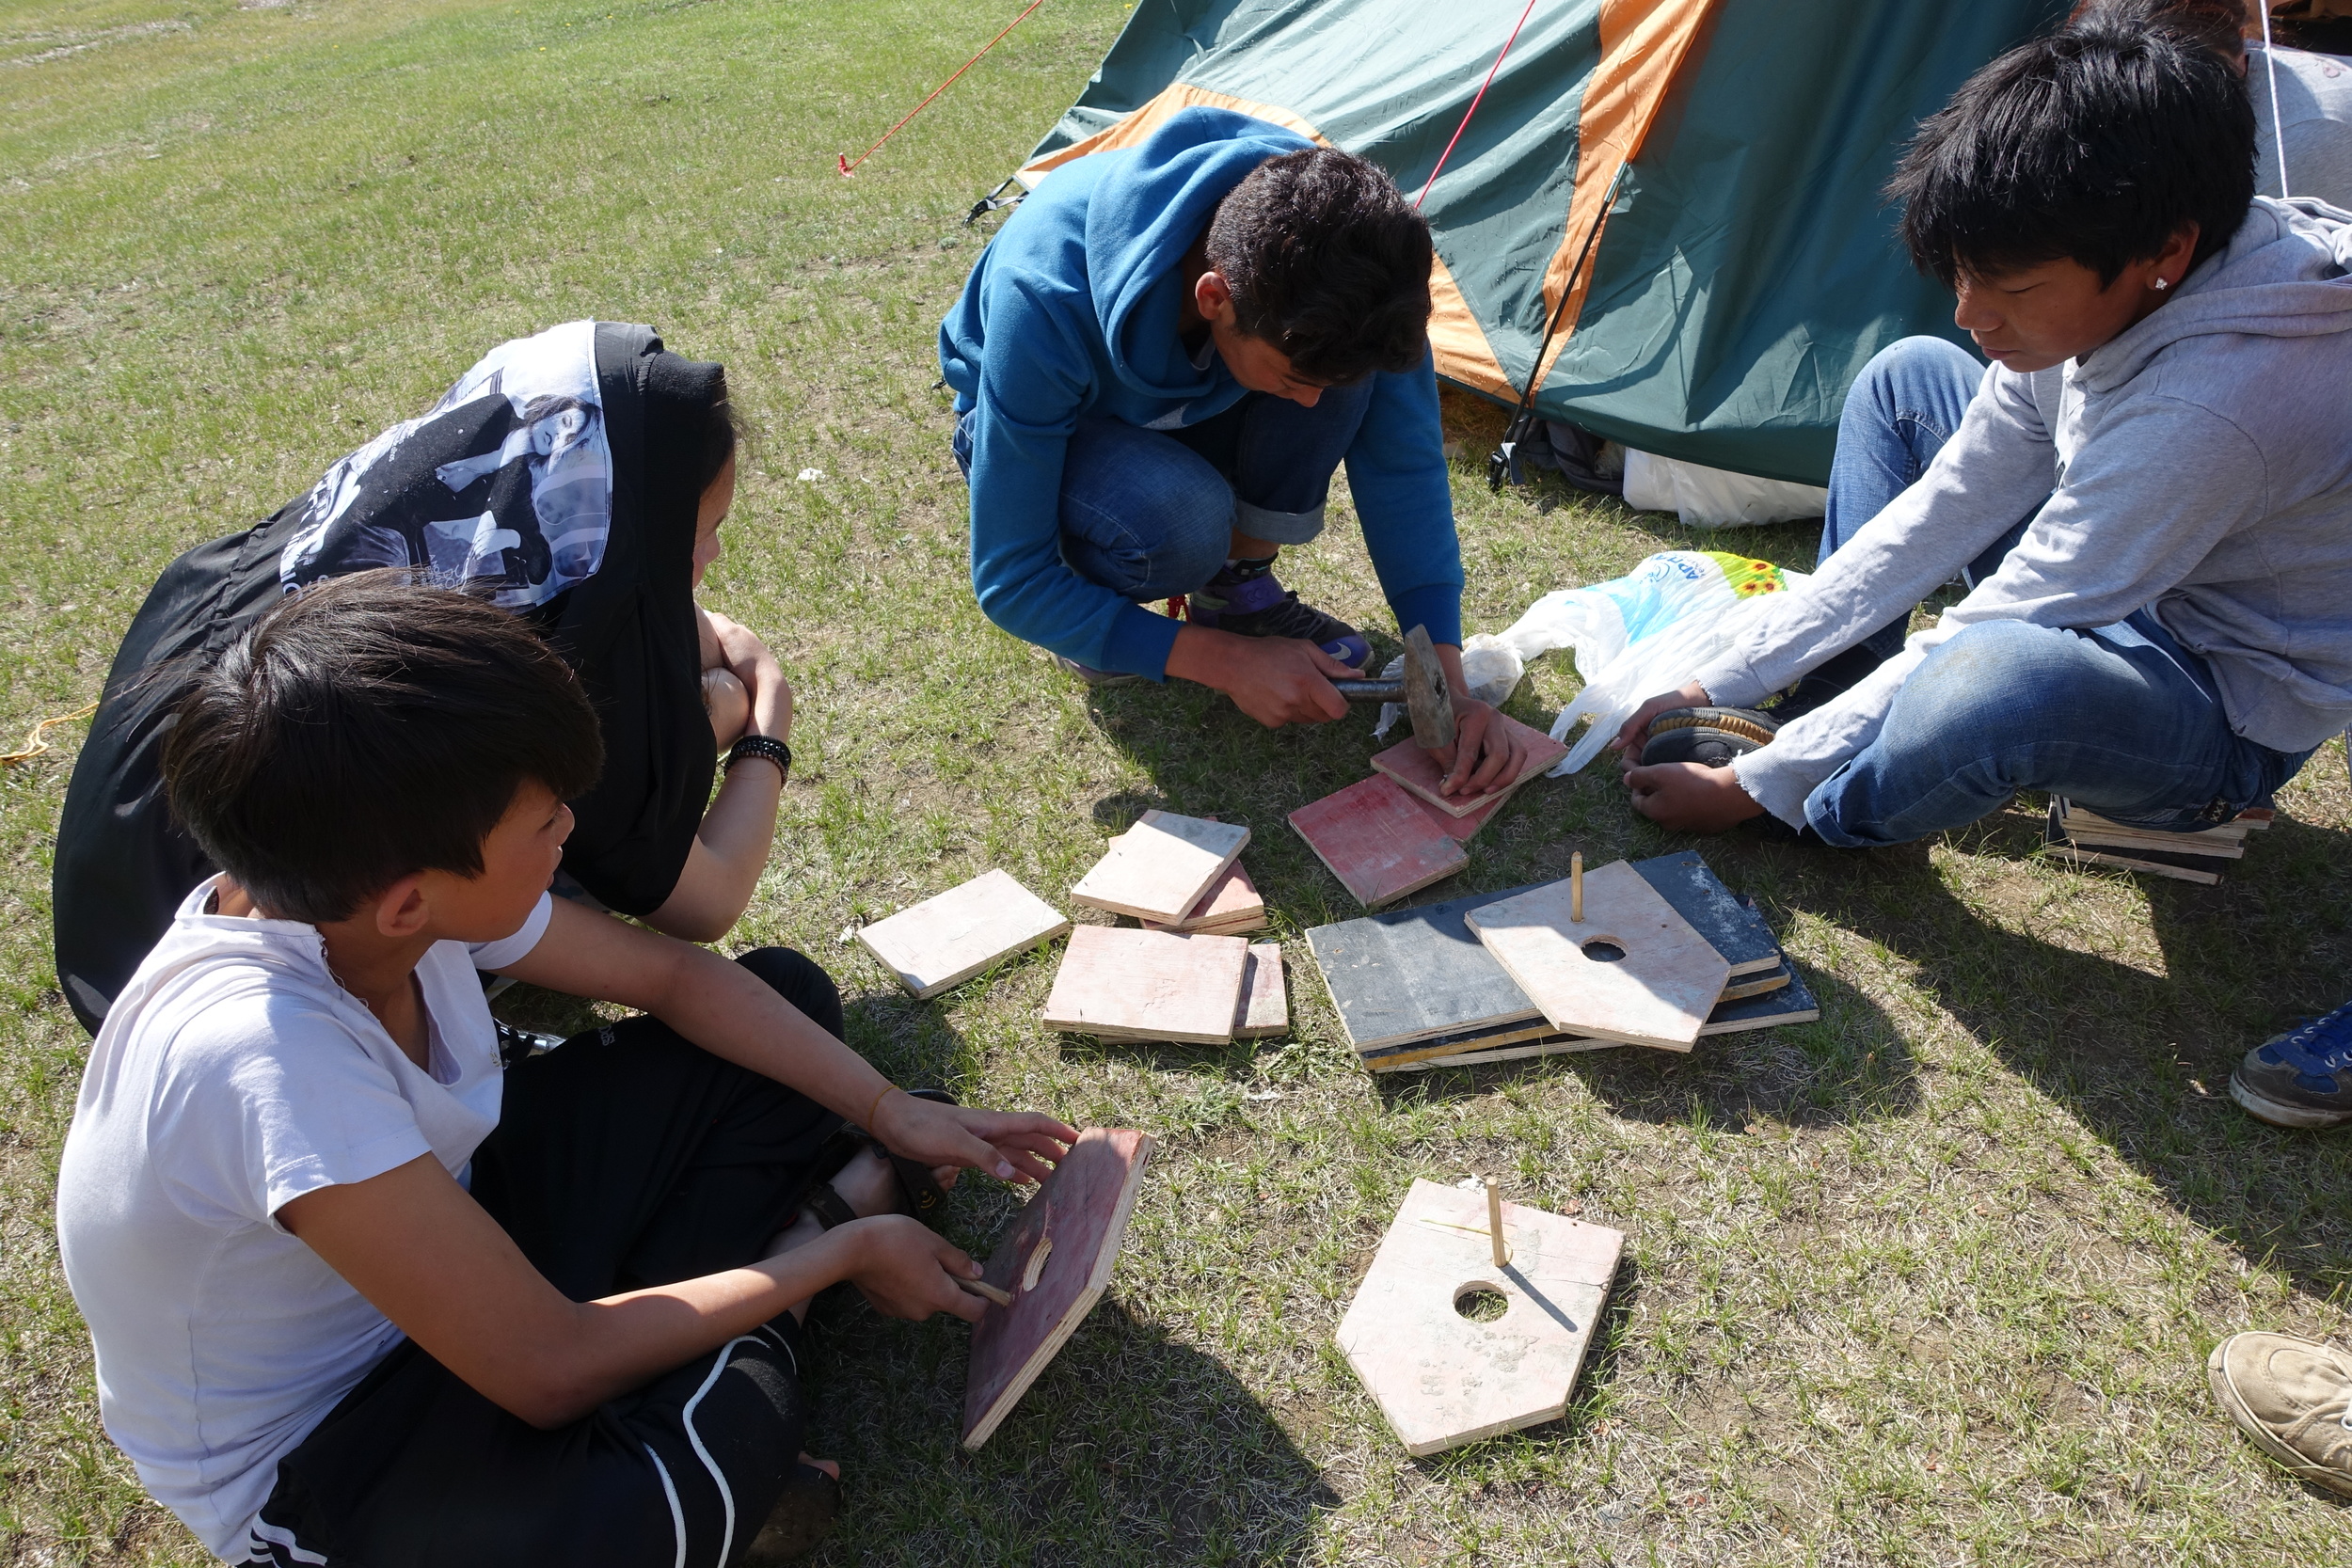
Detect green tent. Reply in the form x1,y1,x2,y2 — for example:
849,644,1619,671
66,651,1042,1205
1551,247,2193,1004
1005,0,2070,484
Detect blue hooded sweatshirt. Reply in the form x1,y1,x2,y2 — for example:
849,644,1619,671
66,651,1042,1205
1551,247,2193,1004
938,107,1464,679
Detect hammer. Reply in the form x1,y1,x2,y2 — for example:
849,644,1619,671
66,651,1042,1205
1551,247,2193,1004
1332,624,1457,752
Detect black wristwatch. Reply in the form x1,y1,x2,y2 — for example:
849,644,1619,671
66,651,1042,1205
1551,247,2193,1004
726,734,792,784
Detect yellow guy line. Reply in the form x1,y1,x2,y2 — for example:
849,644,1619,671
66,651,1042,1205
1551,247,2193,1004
1,701,99,768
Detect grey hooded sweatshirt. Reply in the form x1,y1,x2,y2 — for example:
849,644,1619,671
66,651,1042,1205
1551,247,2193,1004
1689,197,2352,829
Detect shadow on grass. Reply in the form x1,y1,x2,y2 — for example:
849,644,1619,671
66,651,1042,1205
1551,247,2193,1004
803,1296,1336,1568
1369,960,1920,1129
1827,810,2352,1302
845,986,979,1093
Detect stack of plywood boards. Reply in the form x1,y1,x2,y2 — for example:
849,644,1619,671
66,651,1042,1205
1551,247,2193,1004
1047,812,1290,1042
1071,810,1250,923
1288,717,1568,910
2044,798,2268,885
1306,851,1818,1072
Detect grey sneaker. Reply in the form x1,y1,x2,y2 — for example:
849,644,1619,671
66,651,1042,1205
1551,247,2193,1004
2228,998,2352,1129
1639,706,1780,768
2207,1332,2352,1497
1050,652,1143,689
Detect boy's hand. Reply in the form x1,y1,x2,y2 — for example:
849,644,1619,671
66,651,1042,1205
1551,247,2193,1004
842,1214,993,1323
1622,759,1767,832
703,610,794,742
872,1094,1077,1186
1611,681,1713,759
1166,624,1355,727
1431,697,1527,797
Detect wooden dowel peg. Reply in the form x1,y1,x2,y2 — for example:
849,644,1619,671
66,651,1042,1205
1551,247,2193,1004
1570,851,1583,923
1485,1177,1507,1268
961,1277,1013,1307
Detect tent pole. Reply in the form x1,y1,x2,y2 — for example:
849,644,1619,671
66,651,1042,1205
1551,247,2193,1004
1488,159,1629,493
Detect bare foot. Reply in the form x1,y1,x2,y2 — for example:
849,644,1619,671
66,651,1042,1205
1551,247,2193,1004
799,1452,839,1481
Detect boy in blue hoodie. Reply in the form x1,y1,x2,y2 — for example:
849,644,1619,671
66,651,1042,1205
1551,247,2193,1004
941,107,1529,794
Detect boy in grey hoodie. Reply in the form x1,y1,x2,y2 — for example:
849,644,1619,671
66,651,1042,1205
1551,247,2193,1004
1614,22,2352,860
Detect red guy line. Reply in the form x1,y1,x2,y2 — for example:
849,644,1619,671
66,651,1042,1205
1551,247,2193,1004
1414,0,1543,211
839,0,1050,176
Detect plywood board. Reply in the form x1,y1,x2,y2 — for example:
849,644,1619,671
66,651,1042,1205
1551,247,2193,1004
1289,776,1469,910
2062,830,2244,861
2058,800,2253,842
1416,783,1510,844
1720,962,1792,1002
1304,882,1548,1053
854,869,1071,999
1041,925,1248,1044
1071,810,1251,923
1361,1021,1599,1072
1701,963,1821,1033
2052,845,2224,885
1632,850,1783,977
1141,859,1266,934
1465,861,1729,1051
1370,714,1571,818
2052,800,2246,858
2043,805,2226,884
1390,964,1824,1070
1338,1179,1622,1456
962,1128,1153,1450
1234,942,1288,1037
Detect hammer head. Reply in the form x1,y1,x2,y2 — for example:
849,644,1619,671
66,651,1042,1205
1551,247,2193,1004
1402,625,1456,751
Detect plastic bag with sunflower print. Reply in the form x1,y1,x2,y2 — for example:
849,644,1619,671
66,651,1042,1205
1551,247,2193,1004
1494,550,1811,775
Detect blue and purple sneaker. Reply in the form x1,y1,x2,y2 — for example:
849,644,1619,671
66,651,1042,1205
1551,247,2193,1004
2231,999,2352,1129
1187,560,1372,669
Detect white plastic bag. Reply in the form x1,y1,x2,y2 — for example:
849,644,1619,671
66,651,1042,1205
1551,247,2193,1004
1620,449,1828,529
1370,632,1525,741
1492,550,1810,773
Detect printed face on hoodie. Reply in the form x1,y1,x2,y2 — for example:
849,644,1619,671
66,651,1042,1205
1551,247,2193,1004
1950,225,2198,374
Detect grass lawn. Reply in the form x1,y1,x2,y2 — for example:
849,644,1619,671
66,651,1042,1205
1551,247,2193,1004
6,1,2352,1562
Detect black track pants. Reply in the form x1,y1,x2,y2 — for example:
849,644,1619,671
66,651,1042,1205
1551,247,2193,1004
243,948,848,1568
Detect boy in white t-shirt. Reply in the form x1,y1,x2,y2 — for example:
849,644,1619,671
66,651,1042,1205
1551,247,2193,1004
55,573,1075,1567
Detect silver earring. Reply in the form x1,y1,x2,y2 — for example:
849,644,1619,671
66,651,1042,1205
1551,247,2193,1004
2153,277,2170,291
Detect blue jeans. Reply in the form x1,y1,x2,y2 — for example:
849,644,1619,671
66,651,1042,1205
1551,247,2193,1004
952,380,1375,601
1797,337,2310,846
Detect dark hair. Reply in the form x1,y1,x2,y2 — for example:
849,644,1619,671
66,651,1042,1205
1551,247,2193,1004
691,370,750,499
1890,23,2255,287
161,572,604,923
1204,147,1434,384
2066,0,2249,60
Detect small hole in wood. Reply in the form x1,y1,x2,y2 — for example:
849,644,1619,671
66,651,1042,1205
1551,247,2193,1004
1581,939,1627,963
1454,1284,1509,1323
1021,1234,1054,1292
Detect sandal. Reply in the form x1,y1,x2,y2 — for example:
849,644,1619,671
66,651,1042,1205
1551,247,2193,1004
789,1088,961,1232
740,1461,840,1565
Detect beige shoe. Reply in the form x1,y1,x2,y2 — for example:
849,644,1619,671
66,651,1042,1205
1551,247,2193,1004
2207,1331,2352,1497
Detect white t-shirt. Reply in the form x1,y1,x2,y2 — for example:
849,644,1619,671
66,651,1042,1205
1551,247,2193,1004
56,879,552,1563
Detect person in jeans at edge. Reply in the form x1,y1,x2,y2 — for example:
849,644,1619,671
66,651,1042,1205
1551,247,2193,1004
1612,18,2352,1497
939,106,1532,796
2071,0,2352,1502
